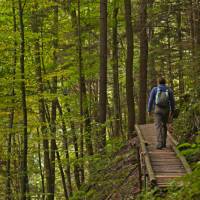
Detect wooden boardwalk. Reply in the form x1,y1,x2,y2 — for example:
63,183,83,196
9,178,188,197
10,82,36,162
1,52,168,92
135,124,191,189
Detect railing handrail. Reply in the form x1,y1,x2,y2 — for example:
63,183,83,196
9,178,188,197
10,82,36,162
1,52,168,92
167,131,192,174
135,124,156,186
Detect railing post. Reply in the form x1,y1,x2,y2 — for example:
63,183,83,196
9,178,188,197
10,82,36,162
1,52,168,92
136,145,142,191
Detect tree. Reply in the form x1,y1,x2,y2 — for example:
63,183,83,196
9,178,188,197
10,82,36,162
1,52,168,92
6,1,17,199
50,1,59,198
176,0,184,97
77,0,93,157
112,0,121,137
97,0,108,150
18,0,29,198
31,2,52,199
139,0,148,124
124,0,135,138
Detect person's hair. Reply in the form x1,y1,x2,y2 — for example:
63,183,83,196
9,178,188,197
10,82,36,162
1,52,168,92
158,77,166,85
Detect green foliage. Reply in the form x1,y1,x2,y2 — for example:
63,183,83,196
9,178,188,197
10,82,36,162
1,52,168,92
165,165,200,200
70,138,136,199
0,0,200,198
173,90,200,165
138,165,200,200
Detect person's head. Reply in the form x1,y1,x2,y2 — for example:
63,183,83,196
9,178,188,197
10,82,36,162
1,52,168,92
157,77,166,85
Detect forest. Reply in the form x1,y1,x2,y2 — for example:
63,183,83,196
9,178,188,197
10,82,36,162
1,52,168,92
0,0,200,199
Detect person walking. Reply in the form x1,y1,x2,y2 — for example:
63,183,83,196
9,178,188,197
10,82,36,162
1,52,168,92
148,77,175,149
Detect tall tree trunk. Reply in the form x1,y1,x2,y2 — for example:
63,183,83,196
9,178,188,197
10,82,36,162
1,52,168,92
77,1,84,183
37,130,45,200
43,100,71,199
66,107,81,189
148,0,157,90
112,0,121,137
77,0,93,157
55,143,69,200
18,0,29,198
176,0,184,99
71,118,81,189
97,0,108,151
56,100,73,196
189,0,195,56
7,107,14,200
190,0,198,84
139,0,148,124
68,3,87,183
50,2,58,198
31,3,52,199
167,20,173,89
124,0,135,138
6,1,17,199
194,0,200,85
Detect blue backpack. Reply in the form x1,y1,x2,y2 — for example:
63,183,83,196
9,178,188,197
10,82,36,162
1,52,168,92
155,87,169,108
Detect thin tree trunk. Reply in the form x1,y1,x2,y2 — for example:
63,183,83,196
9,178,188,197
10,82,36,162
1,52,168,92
44,101,72,198
176,0,184,99
139,0,148,124
31,3,52,199
189,0,195,56
12,135,20,199
167,20,173,89
18,0,29,198
55,142,69,200
7,111,14,200
97,0,108,151
6,1,17,199
37,130,45,200
124,0,135,138
194,0,200,83
70,116,81,189
77,0,85,184
77,0,93,157
112,0,121,137
65,107,81,189
190,0,198,84
50,2,58,198
56,100,73,196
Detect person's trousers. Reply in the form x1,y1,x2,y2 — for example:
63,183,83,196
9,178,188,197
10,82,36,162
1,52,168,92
154,113,168,147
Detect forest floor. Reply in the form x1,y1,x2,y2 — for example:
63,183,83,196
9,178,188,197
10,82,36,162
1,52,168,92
86,138,140,200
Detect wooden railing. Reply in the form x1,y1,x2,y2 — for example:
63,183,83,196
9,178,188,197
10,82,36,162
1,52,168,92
135,125,156,187
167,132,192,174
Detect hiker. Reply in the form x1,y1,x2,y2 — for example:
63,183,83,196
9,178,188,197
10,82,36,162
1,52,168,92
148,77,175,149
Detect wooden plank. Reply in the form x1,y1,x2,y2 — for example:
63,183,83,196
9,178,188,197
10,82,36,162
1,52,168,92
156,173,185,176
167,132,192,174
136,124,191,189
153,165,185,169
153,167,184,170
149,151,176,155
151,158,179,162
152,162,181,166
135,125,156,187
154,169,185,173
150,155,179,159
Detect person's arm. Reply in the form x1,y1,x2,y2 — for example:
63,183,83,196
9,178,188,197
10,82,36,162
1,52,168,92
148,87,156,113
169,88,175,113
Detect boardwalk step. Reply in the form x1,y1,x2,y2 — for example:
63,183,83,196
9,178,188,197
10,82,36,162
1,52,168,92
135,124,191,189
156,174,184,178
154,169,185,172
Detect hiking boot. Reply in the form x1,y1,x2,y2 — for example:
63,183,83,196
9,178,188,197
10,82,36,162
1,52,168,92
162,142,167,148
156,144,162,149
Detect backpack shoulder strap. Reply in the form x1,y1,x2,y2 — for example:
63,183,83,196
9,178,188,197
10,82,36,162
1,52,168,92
157,87,161,92
165,87,169,97
155,87,161,104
